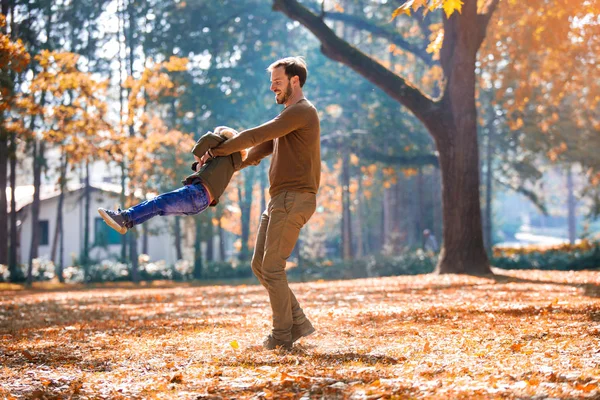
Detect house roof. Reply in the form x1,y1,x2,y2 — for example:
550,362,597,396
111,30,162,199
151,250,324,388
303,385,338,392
7,182,152,213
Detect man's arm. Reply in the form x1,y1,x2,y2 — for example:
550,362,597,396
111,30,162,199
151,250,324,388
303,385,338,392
239,140,273,170
211,104,305,157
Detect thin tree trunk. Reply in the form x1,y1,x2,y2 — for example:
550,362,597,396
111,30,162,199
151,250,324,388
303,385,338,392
193,217,202,279
382,186,390,253
174,217,183,260
417,167,424,248
218,216,226,262
129,227,139,282
238,169,254,262
0,127,7,265
118,0,128,262
50,152,66,262
484,123,493,252
567,165,576,244
206,209,214,262
120,162,127,261
9,130,18,280
142,223,148,255
260,162,267,212
0,0,10,265
355,174,364,258
28,140,45,285
51,153,66,282
81,162,91,281
341,150,352,259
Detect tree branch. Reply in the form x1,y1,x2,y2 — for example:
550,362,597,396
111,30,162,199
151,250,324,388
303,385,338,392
323,11,435,67
272,0,441,128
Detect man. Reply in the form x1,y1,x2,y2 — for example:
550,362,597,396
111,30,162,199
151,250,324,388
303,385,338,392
206,56,320,350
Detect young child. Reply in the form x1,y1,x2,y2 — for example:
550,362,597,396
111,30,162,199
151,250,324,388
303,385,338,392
98,127,247,234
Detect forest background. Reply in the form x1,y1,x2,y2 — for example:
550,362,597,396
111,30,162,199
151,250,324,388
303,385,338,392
0,0,599,285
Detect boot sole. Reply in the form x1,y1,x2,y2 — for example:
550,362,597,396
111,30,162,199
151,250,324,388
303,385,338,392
98,209,128,235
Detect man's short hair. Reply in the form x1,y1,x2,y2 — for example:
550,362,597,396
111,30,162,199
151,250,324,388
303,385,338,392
267,56,308,87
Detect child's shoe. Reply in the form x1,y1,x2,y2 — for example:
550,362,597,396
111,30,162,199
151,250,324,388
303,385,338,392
98,207,131,234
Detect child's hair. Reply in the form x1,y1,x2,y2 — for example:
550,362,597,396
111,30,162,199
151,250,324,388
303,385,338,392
214,126,248,161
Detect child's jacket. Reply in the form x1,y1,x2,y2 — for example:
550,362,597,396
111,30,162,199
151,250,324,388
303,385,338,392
182,132,242,206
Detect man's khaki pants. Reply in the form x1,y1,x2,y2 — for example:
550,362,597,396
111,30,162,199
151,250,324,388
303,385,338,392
252,191,316,342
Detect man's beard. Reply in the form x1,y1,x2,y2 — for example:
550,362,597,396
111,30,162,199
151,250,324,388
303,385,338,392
276,82,293,104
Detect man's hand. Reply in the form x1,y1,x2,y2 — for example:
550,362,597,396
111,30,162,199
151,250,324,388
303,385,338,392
200,151,211,165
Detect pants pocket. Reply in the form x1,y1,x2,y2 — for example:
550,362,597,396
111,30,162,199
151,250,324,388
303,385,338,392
283,191,297,214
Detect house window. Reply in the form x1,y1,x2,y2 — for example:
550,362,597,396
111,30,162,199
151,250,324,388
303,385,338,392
94,217,122,246
39,220,49,246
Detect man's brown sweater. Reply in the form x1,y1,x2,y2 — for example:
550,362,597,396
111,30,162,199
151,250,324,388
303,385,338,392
211,99,321,197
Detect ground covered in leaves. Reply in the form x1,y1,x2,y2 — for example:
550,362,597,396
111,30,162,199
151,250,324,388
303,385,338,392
1,268,599,399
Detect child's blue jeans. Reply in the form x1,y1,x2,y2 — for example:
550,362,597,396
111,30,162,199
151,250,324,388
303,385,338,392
124,184,211,227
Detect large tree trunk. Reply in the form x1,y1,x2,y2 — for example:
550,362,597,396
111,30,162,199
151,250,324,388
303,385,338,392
272,0,493,275
433,6,490,274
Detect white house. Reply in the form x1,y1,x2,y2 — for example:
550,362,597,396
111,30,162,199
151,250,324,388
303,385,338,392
15,183,185,266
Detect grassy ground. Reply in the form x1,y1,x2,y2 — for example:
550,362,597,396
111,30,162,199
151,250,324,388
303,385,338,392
1,268,599,399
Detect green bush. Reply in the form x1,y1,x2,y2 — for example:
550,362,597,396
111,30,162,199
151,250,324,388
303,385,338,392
291,252,437,280
201,262,254,280
492,245,600,271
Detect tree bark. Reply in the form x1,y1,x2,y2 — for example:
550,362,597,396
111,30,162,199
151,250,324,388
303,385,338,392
272,0,492,274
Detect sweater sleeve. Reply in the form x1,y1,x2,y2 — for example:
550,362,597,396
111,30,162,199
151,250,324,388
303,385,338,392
240,140,273,170
211,104,305,157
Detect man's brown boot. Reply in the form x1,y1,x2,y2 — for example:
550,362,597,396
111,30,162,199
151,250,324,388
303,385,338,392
263,334,292,351
291,319,315,343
